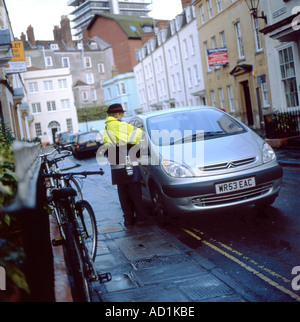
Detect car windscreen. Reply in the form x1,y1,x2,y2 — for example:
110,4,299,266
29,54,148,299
146,109,246,146
78,132,98,144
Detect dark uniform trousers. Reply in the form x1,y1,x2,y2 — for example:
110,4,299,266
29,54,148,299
111,163,145,222
117,182,146,221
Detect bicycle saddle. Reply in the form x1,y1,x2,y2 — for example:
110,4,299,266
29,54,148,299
51,187,77,200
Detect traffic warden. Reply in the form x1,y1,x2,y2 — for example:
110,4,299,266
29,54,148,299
103,103,146,226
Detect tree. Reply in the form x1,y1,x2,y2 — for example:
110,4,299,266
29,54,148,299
77,106,108,123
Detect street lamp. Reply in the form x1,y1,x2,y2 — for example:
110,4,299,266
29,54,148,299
245,0,267,24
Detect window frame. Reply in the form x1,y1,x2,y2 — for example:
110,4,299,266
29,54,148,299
235,22,245,59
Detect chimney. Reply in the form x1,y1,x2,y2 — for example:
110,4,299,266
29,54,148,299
156,21,169,30
181,0,192,9
53,26,62,42
60,16,73,47
20,32,26,42
27,25,36,47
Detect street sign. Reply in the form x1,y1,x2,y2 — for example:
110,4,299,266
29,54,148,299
6,41,27,74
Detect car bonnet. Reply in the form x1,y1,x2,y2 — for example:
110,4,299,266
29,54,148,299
155,131,263,175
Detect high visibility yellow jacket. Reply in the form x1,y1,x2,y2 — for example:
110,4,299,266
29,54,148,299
103,116,143,146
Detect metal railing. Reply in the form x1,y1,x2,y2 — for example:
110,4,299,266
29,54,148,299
264,110,300,139
4,141,41,212
1,142,55,301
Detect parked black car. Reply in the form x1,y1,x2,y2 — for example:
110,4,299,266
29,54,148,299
71,131,103,159
63,133,79,150
55,131,71,147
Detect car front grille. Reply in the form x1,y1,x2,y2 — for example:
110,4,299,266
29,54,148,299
192,183,273,207
202,157,257,172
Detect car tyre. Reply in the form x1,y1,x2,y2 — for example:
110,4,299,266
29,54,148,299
151,187,168,226
73,151,81,160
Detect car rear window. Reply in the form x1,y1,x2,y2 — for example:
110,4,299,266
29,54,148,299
146,109,246,145
78,132,98,144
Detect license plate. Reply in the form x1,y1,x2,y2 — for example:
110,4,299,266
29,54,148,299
86,142,96,147
215,177,256,195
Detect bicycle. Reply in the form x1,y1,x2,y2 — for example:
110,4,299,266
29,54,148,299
42,170,111,302
40,145,83,202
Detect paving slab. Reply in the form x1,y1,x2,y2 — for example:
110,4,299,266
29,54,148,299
100,284,190,302
114,232,181,261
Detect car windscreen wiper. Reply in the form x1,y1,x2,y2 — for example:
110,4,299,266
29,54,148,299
170,132,204,145
204,131,227,138
168,131,227,145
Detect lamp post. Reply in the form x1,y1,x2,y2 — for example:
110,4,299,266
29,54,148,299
244,0,267,24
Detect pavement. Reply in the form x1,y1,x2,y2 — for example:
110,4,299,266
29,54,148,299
46,138,300,302
273,137,300,168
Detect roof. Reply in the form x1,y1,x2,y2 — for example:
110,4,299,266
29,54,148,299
74,80,89,87
23,39,108,52
87,13,168,39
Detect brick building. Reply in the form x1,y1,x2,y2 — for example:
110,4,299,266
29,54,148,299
83,13,168,74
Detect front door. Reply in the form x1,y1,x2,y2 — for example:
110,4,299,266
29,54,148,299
48,121,61,145
52,128,58,144
241,81,254,127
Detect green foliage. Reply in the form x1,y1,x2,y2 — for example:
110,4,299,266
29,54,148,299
0,122,29,301
77,105,108,123
266,112,298,139
0,121,17,208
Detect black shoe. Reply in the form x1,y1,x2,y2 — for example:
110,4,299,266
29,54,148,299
124,218,135,226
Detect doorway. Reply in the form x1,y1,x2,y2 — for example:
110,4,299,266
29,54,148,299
48,121,61,145
241,81,254,127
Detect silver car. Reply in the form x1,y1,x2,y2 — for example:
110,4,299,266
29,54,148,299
129,106,283,223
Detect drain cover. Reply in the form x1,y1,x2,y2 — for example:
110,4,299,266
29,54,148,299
178,275,233,301
133,254,191,269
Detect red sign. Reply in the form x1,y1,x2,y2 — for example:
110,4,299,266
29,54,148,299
207,48,229,66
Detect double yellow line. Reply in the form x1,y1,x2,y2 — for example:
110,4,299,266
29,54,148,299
182,228,300,302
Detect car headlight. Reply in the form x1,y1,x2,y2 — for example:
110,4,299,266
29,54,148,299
162,160,193,178
262,142,275,163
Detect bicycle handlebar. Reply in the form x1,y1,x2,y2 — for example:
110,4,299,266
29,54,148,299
41,169,105,179
39,146,72,160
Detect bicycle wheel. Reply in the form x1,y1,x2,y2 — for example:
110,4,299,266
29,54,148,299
76,200,98,261
63,222,91,302
67,177,83,202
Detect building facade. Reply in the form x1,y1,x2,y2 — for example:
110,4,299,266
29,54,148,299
23,68,79,145
23,16,114,110
134,3,205,112
260,0,300,112
68,0,152,39
193,0,271,130
0,0,30,140
103,71,139,116
84,13,168,75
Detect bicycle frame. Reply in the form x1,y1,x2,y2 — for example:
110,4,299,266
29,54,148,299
41,170,109,288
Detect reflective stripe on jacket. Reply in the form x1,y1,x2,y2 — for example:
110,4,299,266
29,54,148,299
103,116,143,145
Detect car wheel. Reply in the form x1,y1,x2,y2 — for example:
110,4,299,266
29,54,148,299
151,187,168,226
73,151,81,160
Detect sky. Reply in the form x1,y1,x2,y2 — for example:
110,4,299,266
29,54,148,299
6,0,183,40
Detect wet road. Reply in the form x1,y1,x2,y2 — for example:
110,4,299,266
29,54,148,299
64,153,300,302
171,167,300,302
